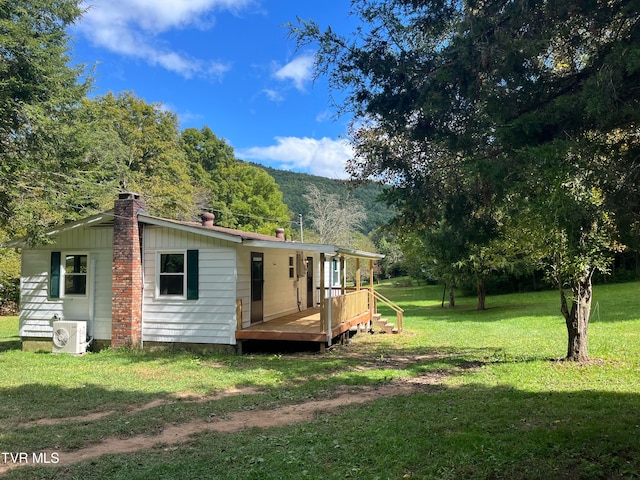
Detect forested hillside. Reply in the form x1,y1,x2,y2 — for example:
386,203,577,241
253,165,394,234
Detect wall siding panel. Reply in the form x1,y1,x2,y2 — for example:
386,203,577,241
237,246,304,324
142,226,238,345
19,226,114,341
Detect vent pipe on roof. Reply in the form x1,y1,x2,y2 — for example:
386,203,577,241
275,228,285,240
201,212,215,227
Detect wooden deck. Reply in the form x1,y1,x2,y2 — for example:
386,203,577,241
235,307,372,344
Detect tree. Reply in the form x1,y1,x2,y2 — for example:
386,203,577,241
0,0,90,239
181,128,291,234
303,184,366,247
74,92,199,220
291,0,640,360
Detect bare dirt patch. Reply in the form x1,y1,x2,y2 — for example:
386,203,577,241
18,386,262,428
1,372,445,473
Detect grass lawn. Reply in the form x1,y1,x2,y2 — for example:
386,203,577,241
1,281,639,479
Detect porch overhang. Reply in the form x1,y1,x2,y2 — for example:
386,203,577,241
242,240,385,261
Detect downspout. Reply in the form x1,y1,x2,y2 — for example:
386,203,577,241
88,257,96,347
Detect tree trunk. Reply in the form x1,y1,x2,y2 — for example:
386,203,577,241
560,272,593,362
449,285,455,307
477,280,486,310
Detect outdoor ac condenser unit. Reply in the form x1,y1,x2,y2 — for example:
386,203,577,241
52,321,87,354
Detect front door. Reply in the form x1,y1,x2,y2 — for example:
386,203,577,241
250,252,264,324
306,256,314,308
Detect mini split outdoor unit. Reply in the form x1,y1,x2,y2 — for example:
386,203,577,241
52,321,88,354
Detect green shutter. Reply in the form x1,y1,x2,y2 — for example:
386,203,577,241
50,252,61,299
186,250,199,300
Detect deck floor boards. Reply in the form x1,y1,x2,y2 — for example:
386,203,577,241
235,308,326,342
235,306,372,344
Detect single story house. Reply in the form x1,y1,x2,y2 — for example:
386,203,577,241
13,193,392,353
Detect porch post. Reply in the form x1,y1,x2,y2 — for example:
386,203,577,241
355,258,361,291
319,253,325,332
369,259,375,316
340,255,346,295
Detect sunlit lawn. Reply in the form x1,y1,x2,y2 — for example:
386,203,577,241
1,280,639,479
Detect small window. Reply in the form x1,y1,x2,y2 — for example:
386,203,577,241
159,253,185,296
64,254,87,295
289,256,295,278
332,259,340,286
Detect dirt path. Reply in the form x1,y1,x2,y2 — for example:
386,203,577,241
1,373,442,473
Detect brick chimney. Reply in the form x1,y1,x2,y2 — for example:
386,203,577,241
111,193,146,348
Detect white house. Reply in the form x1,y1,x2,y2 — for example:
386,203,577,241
13,193,385,353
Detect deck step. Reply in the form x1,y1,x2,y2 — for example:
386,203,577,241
373,316,397,334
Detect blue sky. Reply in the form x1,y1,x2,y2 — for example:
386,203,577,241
71,1,358,179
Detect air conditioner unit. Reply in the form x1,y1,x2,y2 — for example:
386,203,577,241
52,321,87,354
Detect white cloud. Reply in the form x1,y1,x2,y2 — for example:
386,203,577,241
262,88,284,102
315,109,333,123
77,0,250,78
273,54,315,91
239,137,353,179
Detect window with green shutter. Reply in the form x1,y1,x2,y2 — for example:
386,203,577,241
158,250,198,300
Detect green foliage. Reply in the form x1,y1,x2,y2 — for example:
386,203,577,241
75,92,199,220
220,163,291,234
291,0,640,354
0,231,20,313
181,129,291,233
0,0,90,238
0,0,88,154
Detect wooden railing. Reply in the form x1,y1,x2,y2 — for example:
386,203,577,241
322,289,369,331
373,290,404,332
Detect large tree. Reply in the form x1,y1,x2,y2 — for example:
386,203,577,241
71,92,199,220
0,0,89,238
292,0,640,361
181,127,291,234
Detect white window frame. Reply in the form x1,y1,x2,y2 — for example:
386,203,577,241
331,258,340,287
157,251,187,299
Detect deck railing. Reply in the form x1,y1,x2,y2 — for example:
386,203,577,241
373,290,404,332
322,289,370,332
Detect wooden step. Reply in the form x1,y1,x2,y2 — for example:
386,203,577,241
374,317,396,334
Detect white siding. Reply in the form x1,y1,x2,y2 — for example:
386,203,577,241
142,226,238,345
19,226,113,340
237,246,311,325
262,249,302,321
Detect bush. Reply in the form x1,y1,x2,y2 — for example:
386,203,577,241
0,274,19,315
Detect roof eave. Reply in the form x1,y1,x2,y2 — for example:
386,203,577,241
3,210,115,248
242,239,337,254
138,215,243,243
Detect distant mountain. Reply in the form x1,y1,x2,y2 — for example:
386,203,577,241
252,164,395,234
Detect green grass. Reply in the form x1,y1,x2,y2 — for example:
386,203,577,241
1,282,640,479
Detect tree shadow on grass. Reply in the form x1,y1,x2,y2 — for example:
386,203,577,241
0,336,21,352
